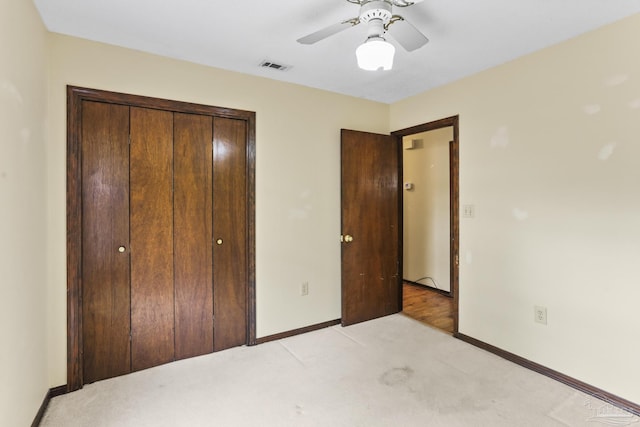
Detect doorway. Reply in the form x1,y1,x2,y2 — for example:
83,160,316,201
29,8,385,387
392,116,459,334
402,127,453,294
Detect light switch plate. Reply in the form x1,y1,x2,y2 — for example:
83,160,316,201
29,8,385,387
463,204,475,218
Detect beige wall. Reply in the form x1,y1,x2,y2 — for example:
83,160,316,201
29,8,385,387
0,0,49,425
403,128,452,292
46,34,390,387
392,14,640,403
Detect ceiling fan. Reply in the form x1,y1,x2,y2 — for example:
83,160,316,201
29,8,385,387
297,0,429,71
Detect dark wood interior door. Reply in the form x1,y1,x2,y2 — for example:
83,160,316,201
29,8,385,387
173,113,214,360
213,117,248,351
129,107,175,371
81,101,131,384
341,129,401,326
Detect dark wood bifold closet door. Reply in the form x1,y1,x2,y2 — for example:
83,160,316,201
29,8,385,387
81,101,131,384
73,87,253,388
130,107,175,371
213,117,248,351
174,113,214,360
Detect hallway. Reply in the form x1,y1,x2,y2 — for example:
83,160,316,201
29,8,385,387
403,282,454,334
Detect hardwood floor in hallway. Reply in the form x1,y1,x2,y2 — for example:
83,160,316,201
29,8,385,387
402,282,454,334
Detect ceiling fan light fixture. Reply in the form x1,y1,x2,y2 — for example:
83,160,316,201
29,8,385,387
356,37,395,71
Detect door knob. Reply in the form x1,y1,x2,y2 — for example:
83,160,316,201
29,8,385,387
344,235,354,243
118,246,126,253
216,238,223,245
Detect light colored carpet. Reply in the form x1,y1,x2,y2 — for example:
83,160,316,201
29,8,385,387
41,314,636,426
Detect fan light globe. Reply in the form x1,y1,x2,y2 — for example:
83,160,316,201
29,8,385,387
356,38,395,71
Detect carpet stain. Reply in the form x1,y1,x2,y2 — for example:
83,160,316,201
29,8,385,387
379,366,414,387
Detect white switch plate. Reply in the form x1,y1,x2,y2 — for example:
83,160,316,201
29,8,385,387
463,204,475,218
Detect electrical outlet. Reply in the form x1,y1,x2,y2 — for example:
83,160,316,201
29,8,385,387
301,282,309,296
534,306,547,325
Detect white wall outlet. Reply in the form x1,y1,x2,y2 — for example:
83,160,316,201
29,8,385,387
301,282,309,296
534,306,547,325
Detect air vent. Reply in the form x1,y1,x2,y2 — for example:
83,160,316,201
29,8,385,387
259,60,291,72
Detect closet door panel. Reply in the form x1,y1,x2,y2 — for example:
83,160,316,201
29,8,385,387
130,107,175,371
213,117,247,351
174,113,214,360
81,101,131,383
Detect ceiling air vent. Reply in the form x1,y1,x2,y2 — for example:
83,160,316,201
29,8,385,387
259,60,291,72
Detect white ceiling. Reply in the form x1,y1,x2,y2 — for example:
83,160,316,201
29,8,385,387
34,0,640,104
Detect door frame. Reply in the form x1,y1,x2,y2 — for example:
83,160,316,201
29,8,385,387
66,86,257,391
391,115,459,333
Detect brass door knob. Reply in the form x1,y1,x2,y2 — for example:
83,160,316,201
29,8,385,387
216,239,223,245
344,235,354,243
118,246,126,253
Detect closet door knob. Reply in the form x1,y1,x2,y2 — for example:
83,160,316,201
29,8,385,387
118,246,126,253
216,239,223,245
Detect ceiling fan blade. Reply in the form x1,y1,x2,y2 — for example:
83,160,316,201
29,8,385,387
390,0,425,6
297,18,360,45
387,16,429,51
